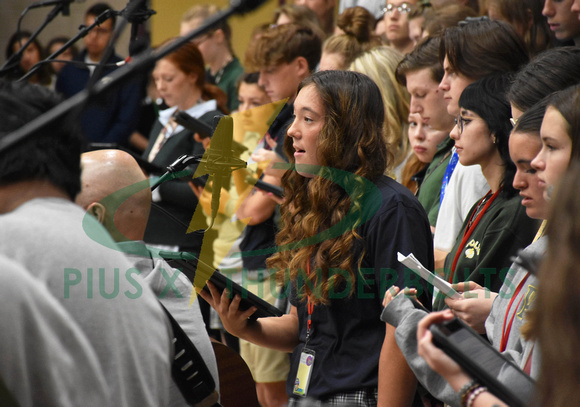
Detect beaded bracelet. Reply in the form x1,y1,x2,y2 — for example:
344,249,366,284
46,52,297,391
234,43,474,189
459,380,479,406
466,386,488,407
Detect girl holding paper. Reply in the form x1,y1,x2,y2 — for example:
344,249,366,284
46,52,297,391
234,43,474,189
381,75,541,406
431,75,540,310
417,84,580,407
201,70,434,406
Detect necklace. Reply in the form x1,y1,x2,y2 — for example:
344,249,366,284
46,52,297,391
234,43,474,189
213,56,233,85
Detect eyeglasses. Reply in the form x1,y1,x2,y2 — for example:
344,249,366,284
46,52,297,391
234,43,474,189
454,116,471,134
382,3,413,15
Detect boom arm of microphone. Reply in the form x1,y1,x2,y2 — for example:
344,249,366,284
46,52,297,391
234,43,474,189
27,0,79,16
18,9,116,83
0,2,72,75
0,0,269,154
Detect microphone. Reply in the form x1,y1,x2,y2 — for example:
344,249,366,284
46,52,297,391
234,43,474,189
174,111,248,155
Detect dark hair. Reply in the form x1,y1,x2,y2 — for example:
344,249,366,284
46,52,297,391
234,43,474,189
408,2,434,20
236,71,262,93
158,38,229,114
246,24,323,72
546,84,580,162
46,36,78,59
513,98,547,135
86,2,116,27
0,80,82,199
459,74,517,198
396,36,443,86
440,19,529,80
423,4,477,37
4,31,51,86
240,72,260,84
508,47,580,113
487,0,553,57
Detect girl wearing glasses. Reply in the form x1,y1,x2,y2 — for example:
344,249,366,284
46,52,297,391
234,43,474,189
415,84,580,407
432,75,540,309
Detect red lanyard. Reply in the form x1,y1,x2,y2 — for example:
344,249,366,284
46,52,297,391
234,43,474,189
306,262,314,341
523,345,534,375
449,189,501,284
499,272,530,352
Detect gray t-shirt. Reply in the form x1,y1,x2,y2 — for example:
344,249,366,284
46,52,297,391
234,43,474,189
119,240,220,406
0,198,172,407
0,254,109,407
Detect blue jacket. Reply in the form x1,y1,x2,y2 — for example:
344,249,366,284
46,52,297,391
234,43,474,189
56,50,142,145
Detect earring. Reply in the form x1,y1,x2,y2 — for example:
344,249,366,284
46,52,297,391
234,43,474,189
493,135,497,144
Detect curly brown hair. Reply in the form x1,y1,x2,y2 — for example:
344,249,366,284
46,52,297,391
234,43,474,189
266,70,388,305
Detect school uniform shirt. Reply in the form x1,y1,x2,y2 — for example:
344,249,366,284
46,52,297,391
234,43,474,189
486,235,546,379
142,101,223,249
56,50,142,146
434,192,540,310
287,175,434,400
382,233,545,406
207,57,244,112
433,161,489,253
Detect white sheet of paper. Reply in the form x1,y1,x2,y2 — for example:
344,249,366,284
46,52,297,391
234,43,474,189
397,252,461,300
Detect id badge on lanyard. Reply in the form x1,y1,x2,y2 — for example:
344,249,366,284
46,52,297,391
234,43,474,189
293,262,316,397
293,348,315,396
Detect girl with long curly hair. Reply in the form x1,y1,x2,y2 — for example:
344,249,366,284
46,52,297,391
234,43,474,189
201,70,434,406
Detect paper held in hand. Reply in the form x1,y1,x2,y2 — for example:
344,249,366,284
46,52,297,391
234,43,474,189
397,252,461,300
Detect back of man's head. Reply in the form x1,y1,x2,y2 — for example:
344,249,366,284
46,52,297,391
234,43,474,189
0,80,82,200
76,149,151,242
246,23,323,72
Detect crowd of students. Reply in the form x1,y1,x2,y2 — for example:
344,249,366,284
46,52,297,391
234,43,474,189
1,0,580,406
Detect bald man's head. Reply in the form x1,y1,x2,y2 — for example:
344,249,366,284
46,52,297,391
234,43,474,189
76,150,152,242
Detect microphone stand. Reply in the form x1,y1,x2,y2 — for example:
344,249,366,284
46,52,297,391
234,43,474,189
121,0,156,54
0,3,68,76
18,9,117,83
0,0,269,154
